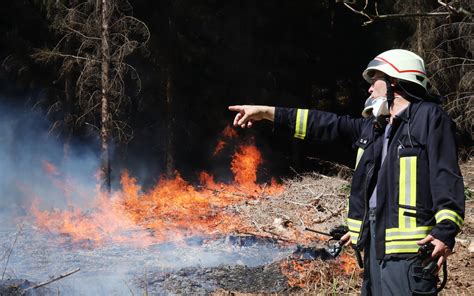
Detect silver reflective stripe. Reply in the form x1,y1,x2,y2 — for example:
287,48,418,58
435,209,464,227
347,221,361,231
347,220,361,230
386,244,417,251
404,157,412,207
355,148,364,169
385,228,431,241
386,242,419,252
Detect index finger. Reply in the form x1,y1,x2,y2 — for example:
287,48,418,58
228,105,244,112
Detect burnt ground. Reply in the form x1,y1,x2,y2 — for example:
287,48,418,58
0,279,52,296
144,262,290,294
141,253,361,295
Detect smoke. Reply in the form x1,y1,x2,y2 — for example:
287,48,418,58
0,100,100,228
0,100,293,295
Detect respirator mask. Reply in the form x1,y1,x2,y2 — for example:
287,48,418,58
362,96,390,118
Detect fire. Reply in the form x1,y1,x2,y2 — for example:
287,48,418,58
120,171,246,241
231,145,261,185
280,259,315,288
28,132,283,247
42,160,60,176
339,252,359,274
281,253,360,289
222,125,238,138
213,140,226,156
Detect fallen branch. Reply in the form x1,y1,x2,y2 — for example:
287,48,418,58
1,223,24,280
197,185,258,199
23,268,80,292
262,230,293,243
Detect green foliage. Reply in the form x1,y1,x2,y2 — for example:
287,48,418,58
342,184,352,195
465,186,473,200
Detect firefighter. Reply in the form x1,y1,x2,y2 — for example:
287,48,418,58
229,49,465,295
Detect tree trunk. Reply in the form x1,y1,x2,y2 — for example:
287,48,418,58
165,66,175,177
100,0,112,193
416,0,422,54
164,12,178,178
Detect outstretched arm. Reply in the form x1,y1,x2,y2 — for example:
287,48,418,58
228,105,275,128
229,105,368,143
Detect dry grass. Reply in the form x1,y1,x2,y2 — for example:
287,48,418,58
229,162,474,295
231,172,349,244
228,172,363,294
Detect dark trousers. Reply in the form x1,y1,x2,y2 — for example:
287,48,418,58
361,209,437,296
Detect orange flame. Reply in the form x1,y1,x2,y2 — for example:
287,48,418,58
42,160,60,176
231,145,261,186
222,125,238,138
213,140,226,156
29,144,283,247
281,254,359,288
339,253,359,275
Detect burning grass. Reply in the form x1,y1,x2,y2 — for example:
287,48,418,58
280,255,360,294
27,130,284,247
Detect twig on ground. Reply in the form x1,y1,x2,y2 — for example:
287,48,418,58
260,183,268,198
1,223,24,280
23,268,80,291
262,230,293,243
144,267,148,296
197,185,258,199
123,280,135,295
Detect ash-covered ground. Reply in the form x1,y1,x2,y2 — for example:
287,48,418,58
0,219,294,295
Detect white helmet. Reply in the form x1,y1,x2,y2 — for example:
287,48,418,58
362,49,429,95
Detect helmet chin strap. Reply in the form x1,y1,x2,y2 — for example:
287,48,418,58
385,78,395,109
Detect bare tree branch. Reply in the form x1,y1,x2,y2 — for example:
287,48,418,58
339,0,472,25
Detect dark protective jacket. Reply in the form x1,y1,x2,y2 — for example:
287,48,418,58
274,101,465,260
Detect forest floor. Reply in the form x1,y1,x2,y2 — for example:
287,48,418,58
2,160,472,295
213,158,474,295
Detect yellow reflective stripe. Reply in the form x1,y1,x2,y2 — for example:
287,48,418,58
399,208,417,229
435,209,464,228
385,240,420,254
347,218,362,244
294,109,308,139
385,226,432,241
355,148,364,169
349,231,359,244
409,157,416,207
399,156,417,229
399,157,406,205
347,218,362,229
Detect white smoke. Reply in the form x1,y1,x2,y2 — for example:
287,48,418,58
0,101,100,228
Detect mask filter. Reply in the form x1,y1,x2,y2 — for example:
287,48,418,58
362,97,390,118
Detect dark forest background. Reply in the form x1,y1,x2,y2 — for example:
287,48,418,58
0,0,472,189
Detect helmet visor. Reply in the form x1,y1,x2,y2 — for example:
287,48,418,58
364,59,388,81
367,59,386,68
